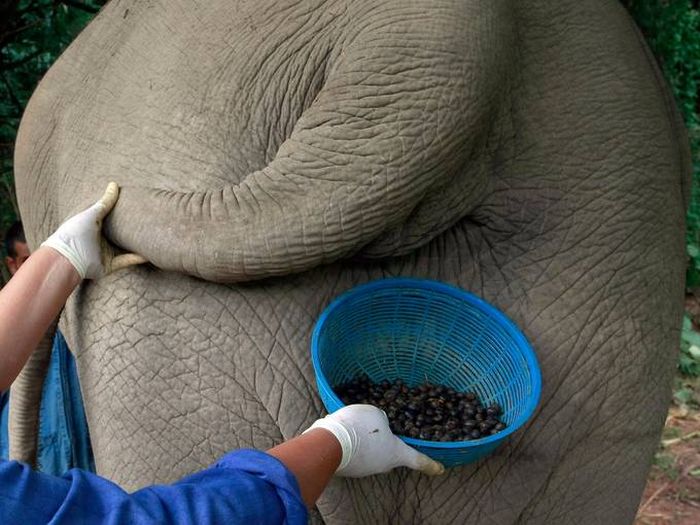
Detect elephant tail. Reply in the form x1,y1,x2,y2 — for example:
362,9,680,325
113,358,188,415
9,317,57,466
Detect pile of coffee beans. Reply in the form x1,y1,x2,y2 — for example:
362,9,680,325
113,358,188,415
334,374,507,441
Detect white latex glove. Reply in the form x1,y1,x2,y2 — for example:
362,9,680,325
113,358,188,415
42,182,146,279
305,404,445,477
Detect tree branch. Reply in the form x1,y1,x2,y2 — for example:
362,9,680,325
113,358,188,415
0,19,43,44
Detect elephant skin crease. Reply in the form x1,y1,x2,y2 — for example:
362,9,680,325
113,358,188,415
12,0,691,523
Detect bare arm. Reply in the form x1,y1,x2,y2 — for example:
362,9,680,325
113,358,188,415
0,182,144,393
0,247,80,391
270,405,444,508
267,428,341,507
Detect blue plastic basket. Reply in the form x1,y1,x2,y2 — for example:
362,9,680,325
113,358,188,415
311,278,541,467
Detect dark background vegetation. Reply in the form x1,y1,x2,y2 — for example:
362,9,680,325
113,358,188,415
0,0,108,282
0,1,699,369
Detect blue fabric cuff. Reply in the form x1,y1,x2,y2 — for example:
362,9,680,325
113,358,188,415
214,449,307,523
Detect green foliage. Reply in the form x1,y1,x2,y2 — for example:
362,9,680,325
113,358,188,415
653,450,680,479
689,243,700,288
0,0,105,252
672,376,700,419
680,315,700,376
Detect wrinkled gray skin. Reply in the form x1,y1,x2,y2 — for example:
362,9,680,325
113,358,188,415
11,0,691,522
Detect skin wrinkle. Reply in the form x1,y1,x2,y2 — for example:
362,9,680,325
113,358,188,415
228,6,335,166
228,296,314,429
98,6,494,278
516,276,656,516
90,278,287,477
11,0,688,522
259,287,317,384
534,320,622,445
548,291,619,377
523,358,660,521
538,405,646,522
525,240,630,335
246,319,312,420
20,119,58,246
526,260,614,343
624,9,691,196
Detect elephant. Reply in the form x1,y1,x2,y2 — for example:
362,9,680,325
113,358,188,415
10,0,691,522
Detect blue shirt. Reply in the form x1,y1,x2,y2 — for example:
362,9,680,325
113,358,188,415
0,449,308,524
0,390,8,460
37,330,94,474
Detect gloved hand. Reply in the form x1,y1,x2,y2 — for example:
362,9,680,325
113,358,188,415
42,182,146,279
305,404,445,477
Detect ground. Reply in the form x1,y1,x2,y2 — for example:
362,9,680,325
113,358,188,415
634,381,700,524
634,294,700,524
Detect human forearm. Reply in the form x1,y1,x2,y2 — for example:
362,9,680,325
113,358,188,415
0,183,144,393
0,450,308,524
0,247,80,390
268,405,445,508
267,428,341,507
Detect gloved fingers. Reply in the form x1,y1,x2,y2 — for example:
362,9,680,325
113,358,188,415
393,438,445,476
93,182,120,220
93,225,148,278
110,253,148,272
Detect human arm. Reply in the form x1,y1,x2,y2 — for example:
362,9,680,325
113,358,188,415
267,428,341,507
1,405,442,523
0,183,144,391
0,450,308,524
0,430,330,525
0,248,79,391
268,404,444,506
0,180,441,521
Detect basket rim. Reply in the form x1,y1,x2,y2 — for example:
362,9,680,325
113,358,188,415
310,277,542,450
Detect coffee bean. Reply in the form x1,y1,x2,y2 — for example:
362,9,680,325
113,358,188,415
333,376,509,442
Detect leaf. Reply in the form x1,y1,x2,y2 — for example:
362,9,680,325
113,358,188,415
681,322,700,347
687,262,700,288
682,329,700,348
689,345,700,360
678,352,700,376
674,387,694,404
683,315,693,331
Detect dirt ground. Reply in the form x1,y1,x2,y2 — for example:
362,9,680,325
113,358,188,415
634,398,700,524
634,296,700,524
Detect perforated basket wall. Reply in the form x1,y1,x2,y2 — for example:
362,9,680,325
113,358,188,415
311,278,541,467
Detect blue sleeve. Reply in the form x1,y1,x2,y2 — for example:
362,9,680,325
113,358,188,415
0,450,308,524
